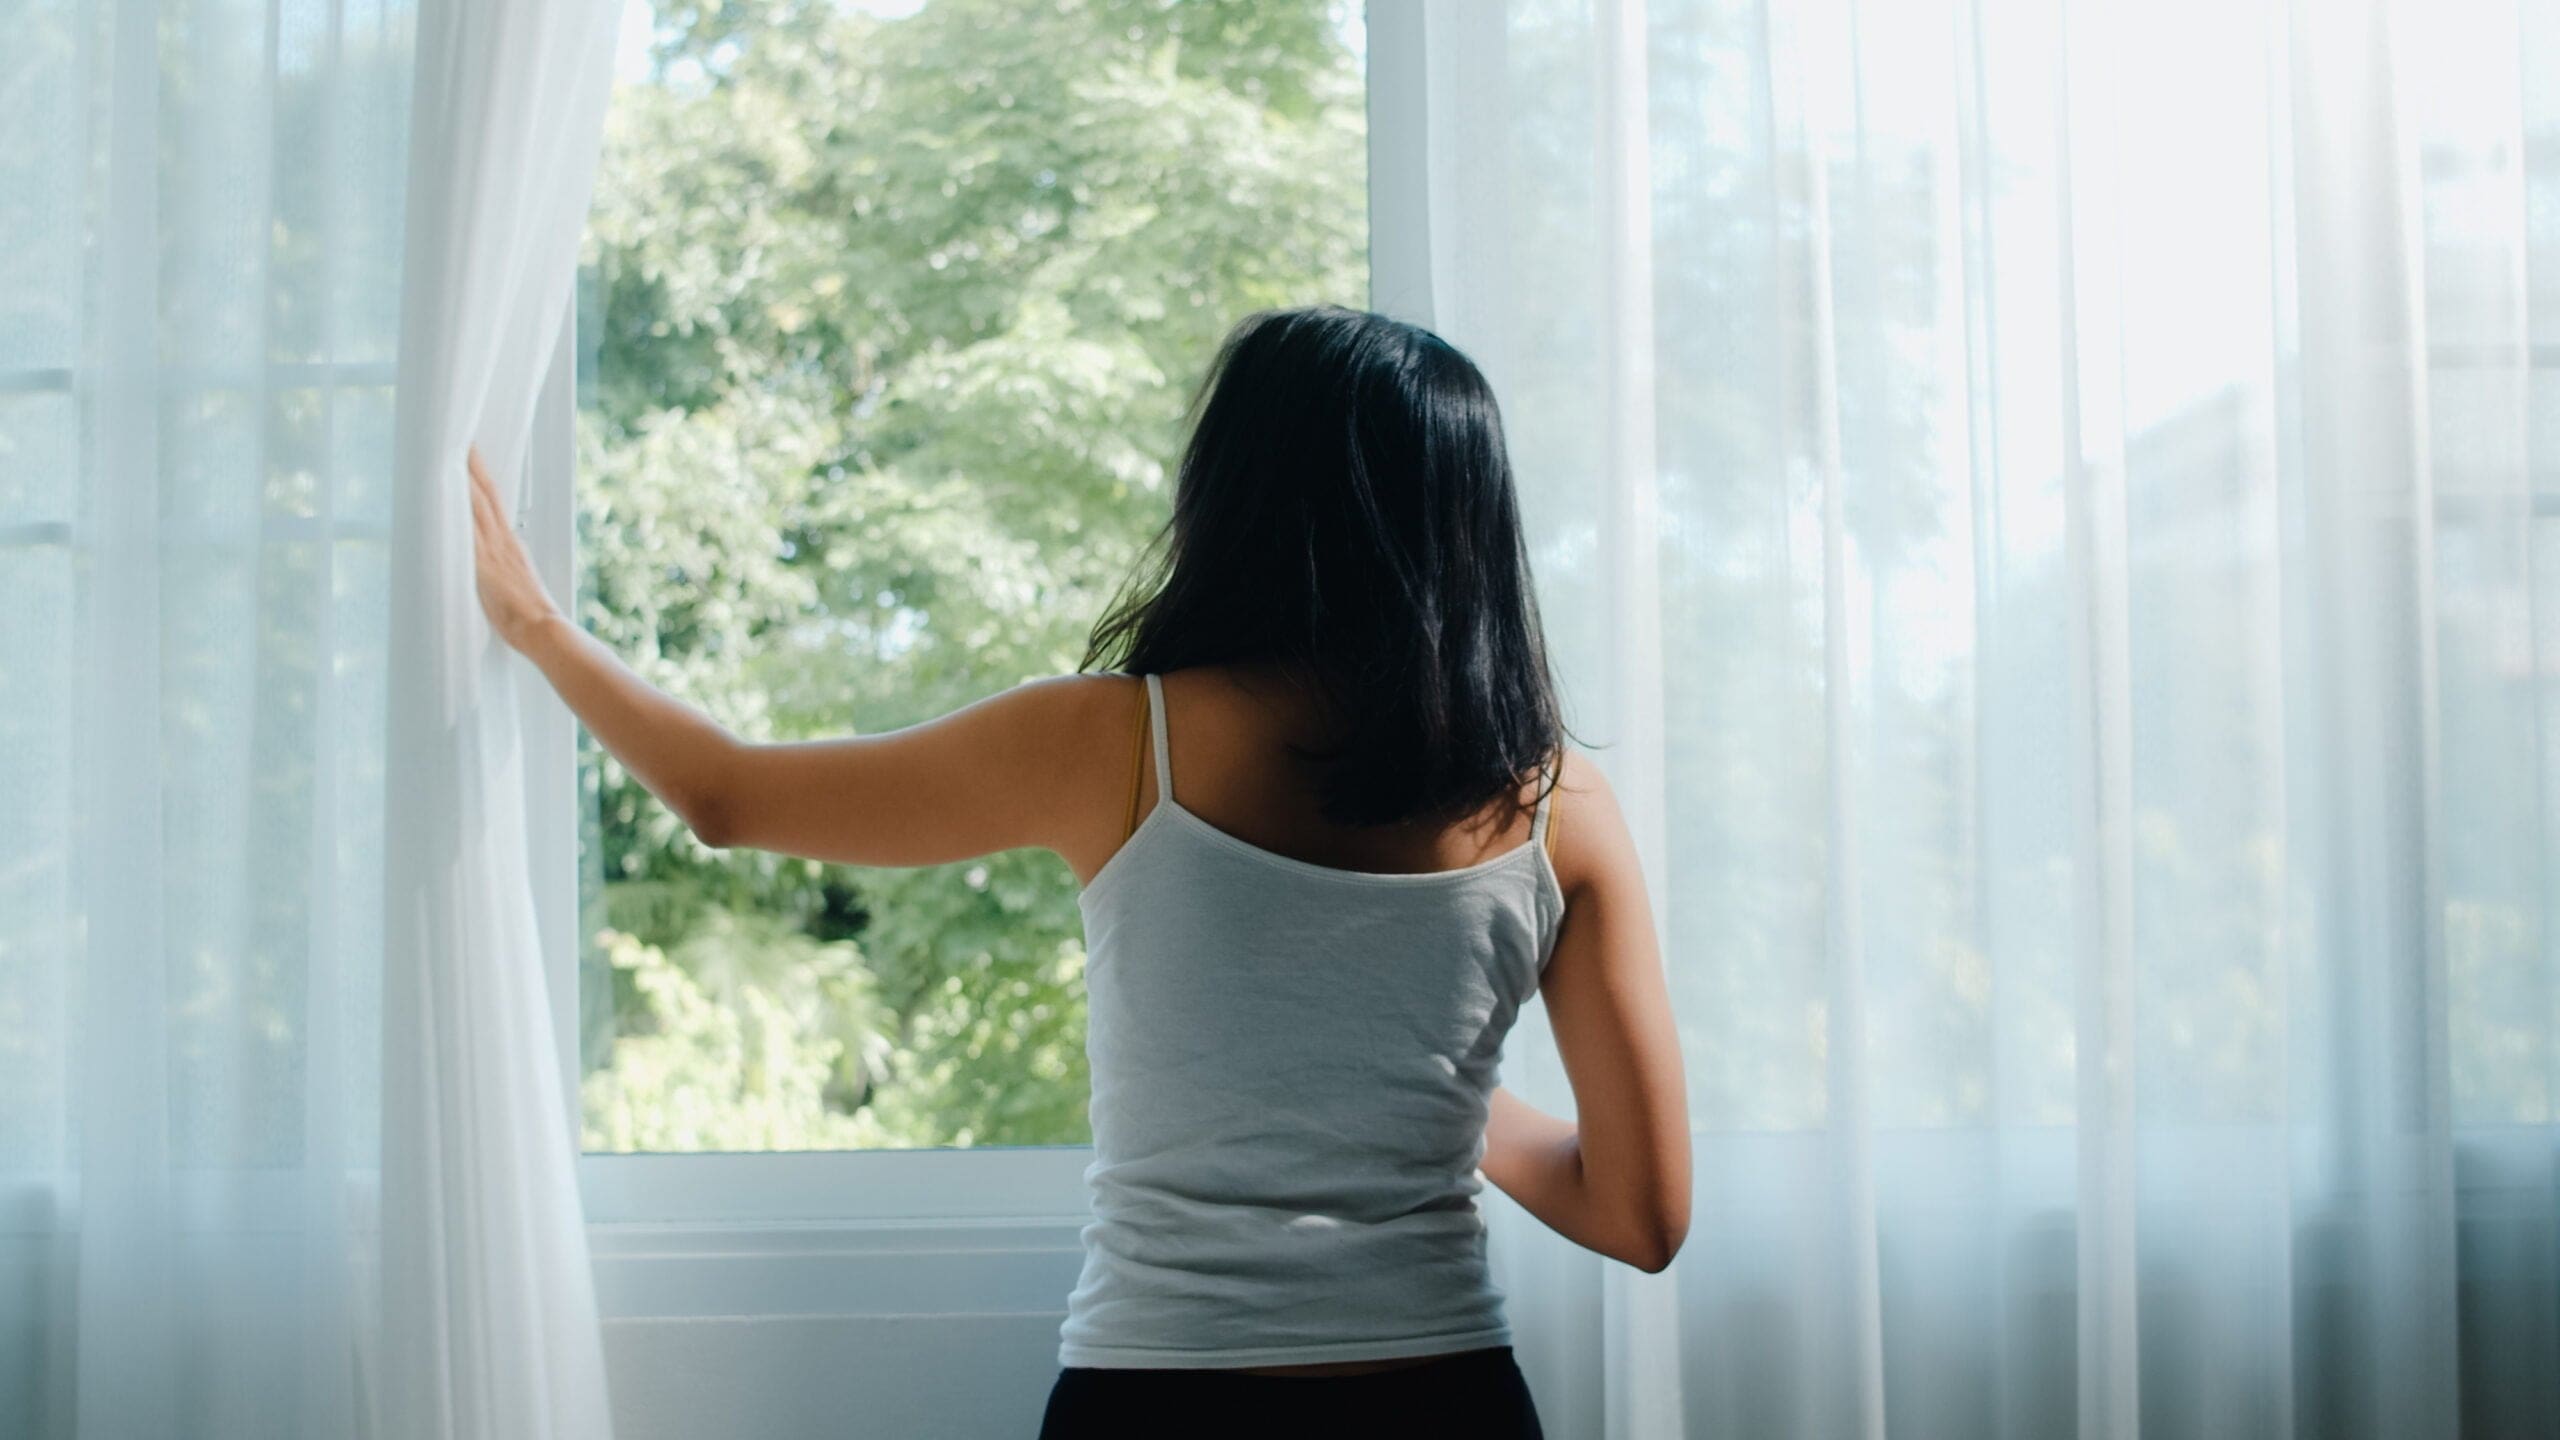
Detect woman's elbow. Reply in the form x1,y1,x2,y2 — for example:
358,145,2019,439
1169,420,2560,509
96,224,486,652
670,744,746,849
1612,1193,1689,1274
671,785,738,849
1625,1214,1688,1274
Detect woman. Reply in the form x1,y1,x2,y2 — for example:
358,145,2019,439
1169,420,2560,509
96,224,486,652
470,305,1690,1436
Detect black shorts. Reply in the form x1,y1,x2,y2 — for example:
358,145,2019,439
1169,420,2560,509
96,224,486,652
1036,1345,1544,1439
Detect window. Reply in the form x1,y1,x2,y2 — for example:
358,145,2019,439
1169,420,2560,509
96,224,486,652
558,0,1372,1186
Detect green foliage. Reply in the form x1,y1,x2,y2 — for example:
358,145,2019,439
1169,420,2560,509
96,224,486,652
582,922,899,1151
574,0,1366,1149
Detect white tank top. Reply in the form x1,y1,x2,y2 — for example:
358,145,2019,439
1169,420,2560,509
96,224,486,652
1058,672,1565,1369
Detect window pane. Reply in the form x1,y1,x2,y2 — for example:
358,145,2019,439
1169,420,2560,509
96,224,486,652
575,0,1369,1152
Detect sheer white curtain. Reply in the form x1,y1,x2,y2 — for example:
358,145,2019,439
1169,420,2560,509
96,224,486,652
1,2,620,1436
380,1,621,1435
1414,0,2560,1436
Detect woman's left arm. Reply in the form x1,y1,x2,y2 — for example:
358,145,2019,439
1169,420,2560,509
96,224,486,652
468,447,1127,871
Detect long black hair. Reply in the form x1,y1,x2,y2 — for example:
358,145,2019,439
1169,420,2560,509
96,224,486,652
1082,305,1565,830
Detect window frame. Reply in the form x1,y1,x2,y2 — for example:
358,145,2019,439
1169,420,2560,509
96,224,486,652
527,5,1424,1233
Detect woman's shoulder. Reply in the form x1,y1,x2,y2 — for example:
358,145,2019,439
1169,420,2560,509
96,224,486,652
1004,670,1143,699
931,673,1144,780
993,671,1144,732
1540,747,1629,899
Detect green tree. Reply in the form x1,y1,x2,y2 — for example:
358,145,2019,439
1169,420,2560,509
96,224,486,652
573,0,1366,1149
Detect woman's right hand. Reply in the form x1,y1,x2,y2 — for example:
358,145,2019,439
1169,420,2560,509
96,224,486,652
466,445,564,652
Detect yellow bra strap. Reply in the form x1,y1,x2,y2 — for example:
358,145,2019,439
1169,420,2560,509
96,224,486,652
1123,681,1150,842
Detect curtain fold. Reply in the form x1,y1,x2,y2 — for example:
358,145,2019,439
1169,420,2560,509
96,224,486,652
1426,0,2560,1435
378,1,620,1435
2,1,620,1435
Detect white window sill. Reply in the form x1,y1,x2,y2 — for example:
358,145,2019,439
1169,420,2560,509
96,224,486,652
577,1145,1093,1225
581,1147,1092,1323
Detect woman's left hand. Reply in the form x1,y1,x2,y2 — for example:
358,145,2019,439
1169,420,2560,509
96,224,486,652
467,445,562,652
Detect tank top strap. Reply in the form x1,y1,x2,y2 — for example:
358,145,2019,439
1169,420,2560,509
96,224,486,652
1143,672,1174,803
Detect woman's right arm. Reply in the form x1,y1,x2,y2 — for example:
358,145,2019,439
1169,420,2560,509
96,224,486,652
1480,755,1690,1272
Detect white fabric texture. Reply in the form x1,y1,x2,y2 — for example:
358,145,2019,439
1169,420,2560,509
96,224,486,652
0,1,621,1437
1406,1,2560,1437
379,0,621,1436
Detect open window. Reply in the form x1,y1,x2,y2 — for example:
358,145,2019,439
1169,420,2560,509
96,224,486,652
523,0,1391,1226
